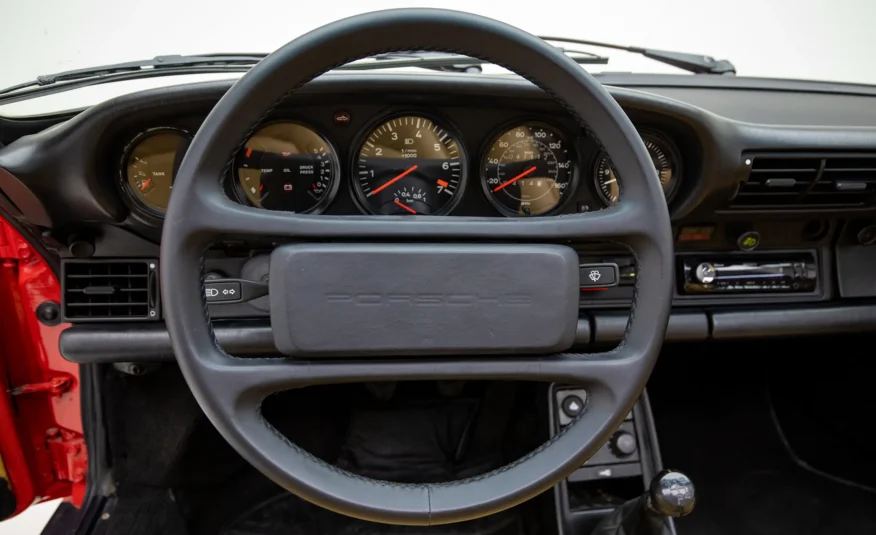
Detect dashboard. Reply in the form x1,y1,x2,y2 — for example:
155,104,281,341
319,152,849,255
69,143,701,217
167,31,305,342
113,99,689,226
2,71,876,356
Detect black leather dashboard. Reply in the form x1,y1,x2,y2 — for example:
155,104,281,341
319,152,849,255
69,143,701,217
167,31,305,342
2,70,876,358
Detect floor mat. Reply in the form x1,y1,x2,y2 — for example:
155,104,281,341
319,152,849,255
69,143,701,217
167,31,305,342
92,488,187,535
221,492,524,535
649,345,876,535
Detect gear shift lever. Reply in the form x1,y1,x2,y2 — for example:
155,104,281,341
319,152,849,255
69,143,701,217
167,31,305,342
590,469,695,535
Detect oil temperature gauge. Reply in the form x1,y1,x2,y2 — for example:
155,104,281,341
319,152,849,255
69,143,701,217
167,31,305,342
235,122,340,214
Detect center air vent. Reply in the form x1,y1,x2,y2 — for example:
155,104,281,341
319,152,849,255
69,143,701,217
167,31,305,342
732,153,876,209
62,260,159,322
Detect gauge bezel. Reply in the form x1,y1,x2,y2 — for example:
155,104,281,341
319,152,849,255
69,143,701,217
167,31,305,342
478,120,580,218
349,110,469,216
231,120,342,215
119,126,193,220
592,129,683,207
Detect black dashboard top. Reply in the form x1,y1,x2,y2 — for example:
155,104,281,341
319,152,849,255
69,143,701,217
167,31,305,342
3,69,876,343
1,71,876,241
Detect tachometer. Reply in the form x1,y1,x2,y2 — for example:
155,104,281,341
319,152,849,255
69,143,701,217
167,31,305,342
481,124,574,217
593,132,680,206
352,114,466,215
122,128,192,216
235,122,339,213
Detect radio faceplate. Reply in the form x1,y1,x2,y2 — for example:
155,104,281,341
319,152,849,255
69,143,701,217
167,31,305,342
679,253,818,294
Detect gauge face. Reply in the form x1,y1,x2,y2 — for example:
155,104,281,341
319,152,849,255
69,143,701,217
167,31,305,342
235,122,339,213
352,115,465,215
481,124,574,217
123,129,191,215
593,133,680,206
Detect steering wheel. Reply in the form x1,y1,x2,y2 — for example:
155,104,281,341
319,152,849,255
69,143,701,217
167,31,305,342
161,8,672,526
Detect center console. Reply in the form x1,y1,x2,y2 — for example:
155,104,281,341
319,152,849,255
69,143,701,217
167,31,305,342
549,385,674,535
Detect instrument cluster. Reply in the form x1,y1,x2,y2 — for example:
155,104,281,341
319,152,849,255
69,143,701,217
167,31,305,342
119,111,683,219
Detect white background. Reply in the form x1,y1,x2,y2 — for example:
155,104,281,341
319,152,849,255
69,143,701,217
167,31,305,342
2,0,876,115
0,0,873,531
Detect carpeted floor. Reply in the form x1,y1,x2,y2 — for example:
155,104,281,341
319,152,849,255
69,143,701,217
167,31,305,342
649,341,876,535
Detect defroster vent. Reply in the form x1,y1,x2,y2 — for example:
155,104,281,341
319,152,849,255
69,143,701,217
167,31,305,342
62,260,159,322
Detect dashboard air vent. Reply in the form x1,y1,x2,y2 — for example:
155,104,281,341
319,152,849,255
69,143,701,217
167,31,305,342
62,260,159,322
732,154,876,209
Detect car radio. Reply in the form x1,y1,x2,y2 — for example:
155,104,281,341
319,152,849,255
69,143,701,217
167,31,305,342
679,253,817,294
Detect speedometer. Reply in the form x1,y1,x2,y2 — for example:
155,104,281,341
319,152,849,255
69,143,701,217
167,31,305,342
352,114,466,215
481,124,574,217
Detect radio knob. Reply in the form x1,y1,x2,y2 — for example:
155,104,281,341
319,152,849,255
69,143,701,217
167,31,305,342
695,263,716,284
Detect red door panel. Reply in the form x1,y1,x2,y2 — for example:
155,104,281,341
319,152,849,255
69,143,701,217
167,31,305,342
0,214,86,520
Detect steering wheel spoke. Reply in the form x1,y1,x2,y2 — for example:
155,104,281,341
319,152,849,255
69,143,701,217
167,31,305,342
186,182,654,245
190,347,644,524
198,348,641,408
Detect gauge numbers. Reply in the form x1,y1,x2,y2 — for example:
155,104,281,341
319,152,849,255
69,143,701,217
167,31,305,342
353,115,465,215
481,124,574,217
593,132,680,206
235,122,339,214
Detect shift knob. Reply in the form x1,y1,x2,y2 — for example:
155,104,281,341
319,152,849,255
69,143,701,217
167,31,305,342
648,469,695,517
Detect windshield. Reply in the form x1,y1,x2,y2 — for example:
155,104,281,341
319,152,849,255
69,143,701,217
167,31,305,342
2,0,872,116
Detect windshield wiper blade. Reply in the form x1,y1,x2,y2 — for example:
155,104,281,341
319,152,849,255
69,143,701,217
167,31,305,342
0,48,610,107
3,54,266,92
538,36,736,75
0,54,267,106
337,49,609,74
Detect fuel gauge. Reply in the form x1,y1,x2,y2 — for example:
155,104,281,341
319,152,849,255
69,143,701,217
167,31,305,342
122,128,192,216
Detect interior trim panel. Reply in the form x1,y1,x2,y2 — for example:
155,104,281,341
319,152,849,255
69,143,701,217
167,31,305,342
58,303,876,364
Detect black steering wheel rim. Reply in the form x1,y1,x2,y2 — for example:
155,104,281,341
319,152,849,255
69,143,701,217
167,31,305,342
160,8,673,526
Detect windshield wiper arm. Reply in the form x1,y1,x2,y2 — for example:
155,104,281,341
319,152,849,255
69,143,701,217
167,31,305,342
0,48,610,107
337,49,609,73
538,36,735,75
0,54,267,106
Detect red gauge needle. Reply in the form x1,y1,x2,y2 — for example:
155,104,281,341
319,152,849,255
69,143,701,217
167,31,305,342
394,200,418,214
140,178,152,191
492,165,538,192
369,165,419,196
